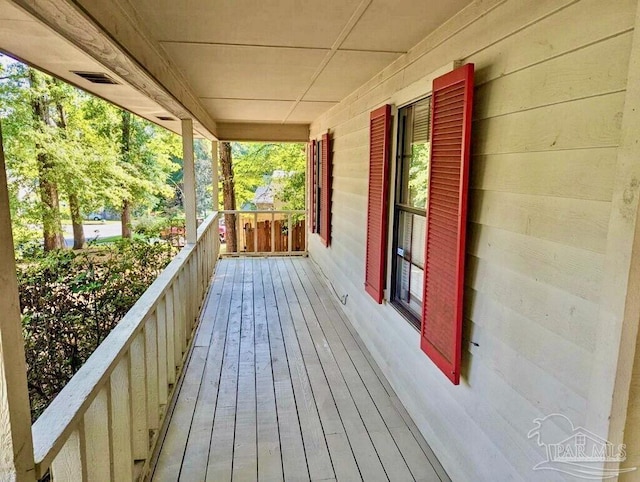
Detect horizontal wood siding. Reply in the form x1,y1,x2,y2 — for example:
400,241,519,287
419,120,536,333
308,0,637,479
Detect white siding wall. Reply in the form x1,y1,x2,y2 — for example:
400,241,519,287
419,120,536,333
308,0,638,479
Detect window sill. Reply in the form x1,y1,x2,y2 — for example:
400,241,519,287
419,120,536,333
389,300,421,332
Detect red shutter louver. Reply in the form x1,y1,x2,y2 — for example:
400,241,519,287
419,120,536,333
364,104,392,304
421,63,474,385
309,140,316,233
319,133,331,246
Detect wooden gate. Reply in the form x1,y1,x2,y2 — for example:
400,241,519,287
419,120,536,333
244,219,306,253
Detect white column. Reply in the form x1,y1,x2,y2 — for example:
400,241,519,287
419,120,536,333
0,123,35,481
181,119,197,245
211,140,219,211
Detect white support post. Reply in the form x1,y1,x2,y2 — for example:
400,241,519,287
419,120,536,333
211,140,219,212
182,119,197,245
0,123,35,481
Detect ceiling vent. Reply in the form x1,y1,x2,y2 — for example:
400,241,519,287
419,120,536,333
72,71,119,85
156,116,176,121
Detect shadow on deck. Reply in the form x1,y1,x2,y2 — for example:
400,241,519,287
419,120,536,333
151,257,448,482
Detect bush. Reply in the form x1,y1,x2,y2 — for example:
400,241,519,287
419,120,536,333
133,214,166,238
18,238,177,420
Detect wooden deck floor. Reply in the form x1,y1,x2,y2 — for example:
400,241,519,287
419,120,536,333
151,257,448,482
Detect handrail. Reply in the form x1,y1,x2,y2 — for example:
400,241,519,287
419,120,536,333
219,209,306,214
31,212,220,479
196,210,218,238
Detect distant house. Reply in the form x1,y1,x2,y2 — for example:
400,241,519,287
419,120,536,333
253,185,274,210
253,170,289,210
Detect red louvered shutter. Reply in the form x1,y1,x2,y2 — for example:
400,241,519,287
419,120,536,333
309,140,316,232
319,133,331,246
364,105,392,304
421,63,474,385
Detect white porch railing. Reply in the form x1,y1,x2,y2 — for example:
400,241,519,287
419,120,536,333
219,209,307,256
30,212,221,481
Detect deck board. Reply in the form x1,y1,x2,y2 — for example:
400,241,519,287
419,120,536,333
151,257,448,482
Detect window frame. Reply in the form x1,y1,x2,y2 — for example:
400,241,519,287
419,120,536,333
314,138,322,234
383,61,458,327
389,97,431,330
310,132,331,246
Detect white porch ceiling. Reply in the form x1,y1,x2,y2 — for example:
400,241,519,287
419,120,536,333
128,0,473,124
0,0,473,138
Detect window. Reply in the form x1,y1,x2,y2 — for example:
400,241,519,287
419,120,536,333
310,133,331,245
363,63,474,385
314,138,322,233
391,97,431,329
308,140,316,233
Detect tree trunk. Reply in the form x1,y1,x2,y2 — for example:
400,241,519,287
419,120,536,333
122,199,132,239
29,69,64,251
39,167,65,250
55,97,85,250
68,193,85,249
220,142,237,252
120,110,132,239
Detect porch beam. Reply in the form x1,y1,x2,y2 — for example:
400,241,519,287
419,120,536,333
0,123,35,481
212,141,219,211
182,119,197,245
216,122,310,142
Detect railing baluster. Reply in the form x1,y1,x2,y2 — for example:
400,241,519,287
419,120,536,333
165,286,176,385
157,298,168,406
145,316,159,430
254,211,258,253
190,260,194,327
182,262,190,337
218,210,305,256
109,356,134,482
172,280,183,368
201,238,206,298
197,241,202,300
190,253,197,330
84,387,111,481
130,332,148,461
288,213,293,253
271,212,275,253
237,213,242,254
179,270,188,354
51,426,87,482
30,213,221,480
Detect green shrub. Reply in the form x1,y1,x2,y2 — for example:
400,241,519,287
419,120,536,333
133,214,166,238
18,238,177,420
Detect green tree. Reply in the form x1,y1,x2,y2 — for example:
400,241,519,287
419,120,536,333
117,111,181,238
0,56,182,249
48,79,121,248
232,142,306,209
28,68,65,250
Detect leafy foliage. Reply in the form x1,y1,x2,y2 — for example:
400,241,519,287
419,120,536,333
18,239,176,420
409,142,430,208
0,56,183,248
231,142,306,209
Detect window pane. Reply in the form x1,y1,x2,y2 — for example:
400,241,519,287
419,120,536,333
408,142,429,209
392,97,431,326
407,99,430,209
394,210,425,320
